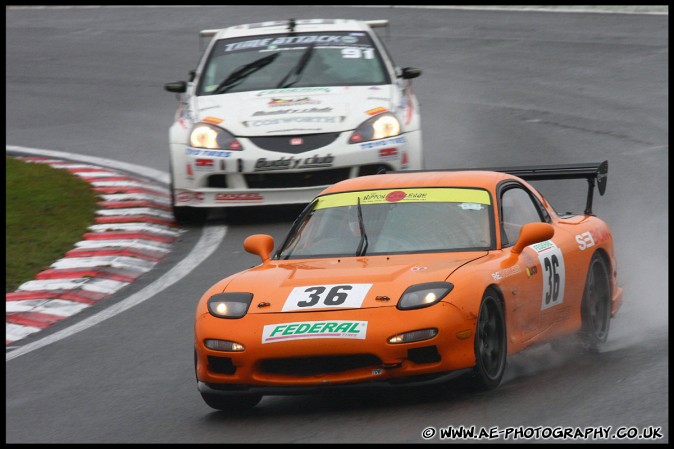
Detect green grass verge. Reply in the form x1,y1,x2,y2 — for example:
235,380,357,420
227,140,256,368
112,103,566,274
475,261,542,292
5,157,99,293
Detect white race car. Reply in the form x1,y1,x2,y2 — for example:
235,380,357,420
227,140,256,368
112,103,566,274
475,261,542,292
165,18,423,223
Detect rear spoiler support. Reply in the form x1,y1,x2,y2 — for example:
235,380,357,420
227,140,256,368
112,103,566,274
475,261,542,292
481,160,608,215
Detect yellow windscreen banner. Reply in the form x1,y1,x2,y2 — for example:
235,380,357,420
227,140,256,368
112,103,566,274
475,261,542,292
315,188,491,210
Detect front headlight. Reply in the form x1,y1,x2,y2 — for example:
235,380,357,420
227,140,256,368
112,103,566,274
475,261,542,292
397,282,454,310
207,292,253,318
190,123,242,150
348,112,401,144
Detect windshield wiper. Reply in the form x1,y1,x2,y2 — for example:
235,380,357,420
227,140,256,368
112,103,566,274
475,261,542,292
355,197,369,257
213,52,279,95
276,198,318,260
276,43,315,89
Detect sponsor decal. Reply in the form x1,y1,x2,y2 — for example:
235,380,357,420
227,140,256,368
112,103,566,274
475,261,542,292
256,87,331,96
245,116,344,127
360,136,407,149
491,264,522,281
576,231,595,250
525,265,538,278
385,190,407,202
175,191,204,203
378,148,399,160
371,191,425,203
316,188,491,210
411,266,427,271
194,159,214,171
589,227,610,246
262,320,368,343
252,107,333,116
268,97,321,107
214,193,264,202
186,148,233,158
254,154,334,171
282,284,372,311
530,240,554,254
224,35,360,52
459,203,484,211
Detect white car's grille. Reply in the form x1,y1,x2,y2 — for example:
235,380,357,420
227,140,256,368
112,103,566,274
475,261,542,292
248,133,340,154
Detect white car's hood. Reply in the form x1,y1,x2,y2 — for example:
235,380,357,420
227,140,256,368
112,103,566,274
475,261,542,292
192,86,398,136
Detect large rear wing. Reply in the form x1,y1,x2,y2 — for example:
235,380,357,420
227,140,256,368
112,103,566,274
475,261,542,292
486,160,608,215
390,161,608,215
199,19,389,38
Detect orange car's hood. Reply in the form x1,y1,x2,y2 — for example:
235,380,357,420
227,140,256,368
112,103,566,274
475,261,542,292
223,252,487,313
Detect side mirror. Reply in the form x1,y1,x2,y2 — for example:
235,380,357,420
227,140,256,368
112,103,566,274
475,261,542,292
510,222,554,255
164,81,187,93
401,67,422,80
243,234,275,263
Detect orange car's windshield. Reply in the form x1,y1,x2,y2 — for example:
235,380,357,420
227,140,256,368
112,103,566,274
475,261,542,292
277,188,493,259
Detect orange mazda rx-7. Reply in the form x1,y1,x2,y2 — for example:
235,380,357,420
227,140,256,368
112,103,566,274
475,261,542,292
193,161,622,410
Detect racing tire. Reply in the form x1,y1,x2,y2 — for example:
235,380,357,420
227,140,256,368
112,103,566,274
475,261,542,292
470,288,507,390
199,391,263,412
579,253,612,352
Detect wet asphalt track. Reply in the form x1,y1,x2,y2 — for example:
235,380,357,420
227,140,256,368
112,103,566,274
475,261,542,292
5,6,668,443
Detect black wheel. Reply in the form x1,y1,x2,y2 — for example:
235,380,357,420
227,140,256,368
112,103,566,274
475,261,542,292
470,288,507,390
200,391,262,412
580,253,611,351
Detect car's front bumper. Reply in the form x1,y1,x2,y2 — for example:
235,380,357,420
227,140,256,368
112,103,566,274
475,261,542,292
197,367,472,396
194,301,477,392
171,130,422,208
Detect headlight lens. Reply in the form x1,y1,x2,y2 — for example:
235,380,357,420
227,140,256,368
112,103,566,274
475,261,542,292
397,282,454,310
349,112,401,144
207,292,253,318
189,123,242,150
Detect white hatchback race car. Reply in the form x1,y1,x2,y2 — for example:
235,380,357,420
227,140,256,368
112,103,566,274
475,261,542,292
165,18,423,223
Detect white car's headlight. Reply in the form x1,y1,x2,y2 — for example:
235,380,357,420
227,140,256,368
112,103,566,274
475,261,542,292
207,292,253,318
397,282,454,310
349,112,401,144
190,123,242,150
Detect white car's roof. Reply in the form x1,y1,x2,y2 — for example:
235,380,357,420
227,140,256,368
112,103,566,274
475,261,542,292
201,18,388,39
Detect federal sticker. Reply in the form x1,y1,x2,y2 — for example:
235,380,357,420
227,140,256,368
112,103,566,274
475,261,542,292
262,320,368,343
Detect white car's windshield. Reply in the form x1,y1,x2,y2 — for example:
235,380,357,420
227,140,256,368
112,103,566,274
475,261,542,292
277,188,494,259
197,31,390,95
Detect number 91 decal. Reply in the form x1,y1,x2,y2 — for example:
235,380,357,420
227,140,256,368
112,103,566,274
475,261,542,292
282,284,373,312
528,240,566,311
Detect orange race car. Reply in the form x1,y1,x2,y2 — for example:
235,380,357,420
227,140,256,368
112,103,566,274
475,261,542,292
194,161,622,410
